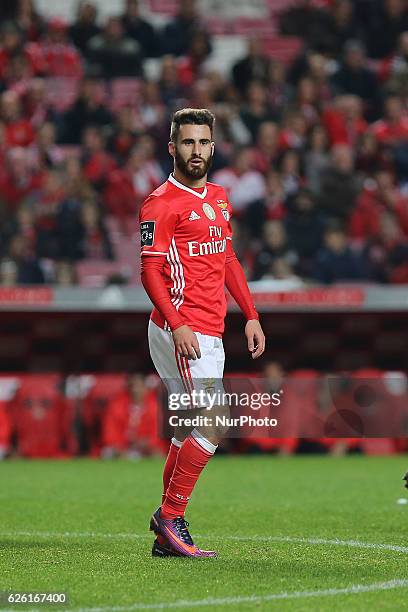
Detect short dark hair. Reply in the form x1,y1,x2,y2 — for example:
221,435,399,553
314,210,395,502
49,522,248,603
170,108,215,142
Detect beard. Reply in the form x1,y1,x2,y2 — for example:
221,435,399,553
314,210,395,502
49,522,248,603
174,148,213,180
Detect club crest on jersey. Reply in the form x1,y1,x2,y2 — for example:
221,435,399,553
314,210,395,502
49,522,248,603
202,202,216,220
217,200,228,210
222,209,230,222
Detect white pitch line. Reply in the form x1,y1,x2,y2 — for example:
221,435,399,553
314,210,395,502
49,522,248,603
1,580,407,612
1,532,408,554
1,533,408,612
72,580,408,611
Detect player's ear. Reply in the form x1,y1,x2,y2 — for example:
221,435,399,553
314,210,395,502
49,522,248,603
211,142,215,154
168,141,175,158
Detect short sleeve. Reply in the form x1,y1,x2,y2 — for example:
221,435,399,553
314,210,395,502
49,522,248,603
139,195,177,256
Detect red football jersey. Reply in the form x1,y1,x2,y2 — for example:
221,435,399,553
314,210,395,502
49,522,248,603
139,174,233,337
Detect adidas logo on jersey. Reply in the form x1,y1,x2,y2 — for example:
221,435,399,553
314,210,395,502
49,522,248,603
189,211,201,221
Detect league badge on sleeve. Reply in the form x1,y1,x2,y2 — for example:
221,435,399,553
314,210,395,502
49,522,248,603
140,221,155,247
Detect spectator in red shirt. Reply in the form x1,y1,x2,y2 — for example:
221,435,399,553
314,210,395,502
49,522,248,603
0,146,44,211
0,20,45,82
21,77,57,130
279,111,308,152
82,126,117,191
104,143,163,221
1,90,34,147
101,373,166,458
322,94,367,146
371,95,408,146
40,18,83,78
109,106,137,162
350,169,408,240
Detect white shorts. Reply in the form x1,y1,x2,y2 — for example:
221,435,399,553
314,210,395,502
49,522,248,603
148,319,225,409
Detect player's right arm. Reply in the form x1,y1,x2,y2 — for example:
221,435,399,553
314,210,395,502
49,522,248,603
139,196,201,360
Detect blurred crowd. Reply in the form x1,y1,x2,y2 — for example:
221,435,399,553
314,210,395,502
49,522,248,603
0,0,408,286
1,365,407,459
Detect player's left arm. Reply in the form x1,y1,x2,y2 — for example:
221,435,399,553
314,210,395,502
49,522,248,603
225,239,265,359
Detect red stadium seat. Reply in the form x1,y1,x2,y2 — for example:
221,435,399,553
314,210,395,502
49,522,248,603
76,261,129,288
110,78,142,111
44,77,81,112
10,374,70,458
80,374,127,456
263,36,303,65
147,0,178,15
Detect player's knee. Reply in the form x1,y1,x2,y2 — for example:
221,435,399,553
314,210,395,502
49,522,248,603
200,403,230,442
214,403,230,439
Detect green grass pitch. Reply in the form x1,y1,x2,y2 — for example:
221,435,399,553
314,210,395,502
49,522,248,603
1,455,408,611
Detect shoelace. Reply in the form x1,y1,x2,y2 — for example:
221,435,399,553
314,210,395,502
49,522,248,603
174,516,194,545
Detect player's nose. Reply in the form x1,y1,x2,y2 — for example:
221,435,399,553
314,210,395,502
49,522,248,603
192,141,201,156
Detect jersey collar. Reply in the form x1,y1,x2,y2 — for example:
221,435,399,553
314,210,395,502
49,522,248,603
168,173,208,199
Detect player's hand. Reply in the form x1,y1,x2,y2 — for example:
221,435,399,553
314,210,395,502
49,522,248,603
403,472,408,489
172,325,201,360
245,319,265,359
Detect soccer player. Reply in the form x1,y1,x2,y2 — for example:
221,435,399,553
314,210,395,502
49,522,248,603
140,108,265,558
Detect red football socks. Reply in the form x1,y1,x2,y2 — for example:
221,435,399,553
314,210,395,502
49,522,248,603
162,439,181,505
157,439,181,545
161,434,216,519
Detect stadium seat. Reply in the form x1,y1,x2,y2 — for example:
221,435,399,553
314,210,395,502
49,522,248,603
109,78,142,111
76,261,130,288
10,374,70,458
80,374,127,455
263,36,303,65
44,77,81,112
